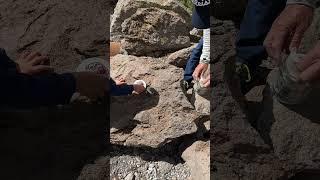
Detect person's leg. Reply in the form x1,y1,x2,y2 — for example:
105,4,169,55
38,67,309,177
184,38,203,82
236,0,287,73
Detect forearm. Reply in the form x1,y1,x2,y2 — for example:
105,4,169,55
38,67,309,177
0,48,19,71
200,28,210,64
0,72,76,107
110,79,134,96
287,0,320,8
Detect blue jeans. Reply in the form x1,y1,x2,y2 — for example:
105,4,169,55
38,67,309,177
236,0,286,72
184,38,203,82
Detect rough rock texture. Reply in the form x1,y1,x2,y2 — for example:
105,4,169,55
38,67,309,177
192,91,210,115
167,44,196,68
212,6,320,180
110,148,192,180
0,0,109,72
182,140,210,180
111,0,192,56
262,70,320,171
110,54,199,148
211,19,287,180
78,156,109,180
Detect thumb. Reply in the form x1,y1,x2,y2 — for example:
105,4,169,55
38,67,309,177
296,42,320,71
33,65,54,73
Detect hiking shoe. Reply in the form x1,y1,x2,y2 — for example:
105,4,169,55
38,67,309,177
235,62,270,94
235,62,251,82
180,79,192,94
234,62,251,94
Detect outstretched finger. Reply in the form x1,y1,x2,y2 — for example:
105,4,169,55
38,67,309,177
31,56,49,65
26,52,41,62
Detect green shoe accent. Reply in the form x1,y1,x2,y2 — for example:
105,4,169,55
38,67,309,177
235,62,252,83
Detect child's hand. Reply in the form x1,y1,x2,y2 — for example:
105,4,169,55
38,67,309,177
133,84,146,94
17,51,53,75
115,77,127,85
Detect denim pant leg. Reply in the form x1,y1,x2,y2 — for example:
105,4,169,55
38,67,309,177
236,0,286,72
184,38,203,82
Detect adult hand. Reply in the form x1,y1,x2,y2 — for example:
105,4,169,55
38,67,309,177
193,63,209,81
296,42,320,82
201,74,210,88
72,72,107,100
264,4,313,64
17,51,53,75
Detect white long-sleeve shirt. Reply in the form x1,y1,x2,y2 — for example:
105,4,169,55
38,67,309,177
287,0,320,8
200,28,210,64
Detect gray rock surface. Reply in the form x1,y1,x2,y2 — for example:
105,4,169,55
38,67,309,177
110,54,199,148
261,70,320,170
78,156,110,180
167,44,196,68
111,0,192,56
192,91,210,115
110,152,191,180
0,0,211,179
182,140,210,180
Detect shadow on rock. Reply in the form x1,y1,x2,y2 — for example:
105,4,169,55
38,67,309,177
284,88,320,124
255,84,275,146
289,170,320,180
0,103,107,180
224,56,275,146
110,87,160,132
110,115,210,165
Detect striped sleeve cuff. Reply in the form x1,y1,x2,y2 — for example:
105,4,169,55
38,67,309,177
286,0,317,8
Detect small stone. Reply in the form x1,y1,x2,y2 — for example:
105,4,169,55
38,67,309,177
124,172,134,180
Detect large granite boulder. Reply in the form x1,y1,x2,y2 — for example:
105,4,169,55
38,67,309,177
111,0,192,56
110,54,200,148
